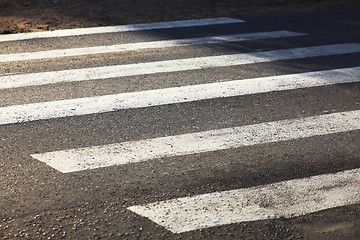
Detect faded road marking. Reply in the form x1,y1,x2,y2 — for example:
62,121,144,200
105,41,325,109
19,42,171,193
128,168,360,233
31,110,360,173
1,43,359,89
0,18,244,42
0,67,358,125
0,31,305,62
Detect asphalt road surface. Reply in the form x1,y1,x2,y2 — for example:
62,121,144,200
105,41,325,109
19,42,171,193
0,9,360,239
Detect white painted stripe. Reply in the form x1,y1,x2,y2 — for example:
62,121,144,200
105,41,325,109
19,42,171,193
1,67,359,126
0,18,244,42
31,110,360,173
128,168,360,233
0,31,305,62
1,43,359,89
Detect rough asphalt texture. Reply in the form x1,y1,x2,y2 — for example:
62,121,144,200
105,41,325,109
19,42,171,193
0,1,360,240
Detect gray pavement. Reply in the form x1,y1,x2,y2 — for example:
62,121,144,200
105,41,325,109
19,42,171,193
0,10,359,239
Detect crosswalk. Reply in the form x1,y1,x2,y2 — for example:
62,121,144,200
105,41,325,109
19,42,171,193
129,168,360,233
0,18,244,42
1,67,359,125
32,110,360,173
1,17,359,236
2,43,359,89
0,31,305,62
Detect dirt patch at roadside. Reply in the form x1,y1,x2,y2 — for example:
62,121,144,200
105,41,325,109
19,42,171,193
0,0,359,34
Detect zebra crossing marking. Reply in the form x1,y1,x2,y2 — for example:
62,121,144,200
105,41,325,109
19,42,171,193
128,168,360,233
0,17,244,42
1,67,359,126
0,31,305,62
1,16,359,236
31,110,360,173
1,43,359,89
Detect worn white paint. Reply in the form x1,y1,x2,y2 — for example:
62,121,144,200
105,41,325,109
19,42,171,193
1,43,359,89
0,18,244,42
1,67,359,126
128,168,360,233
31,110,360,173
0,31,305,62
